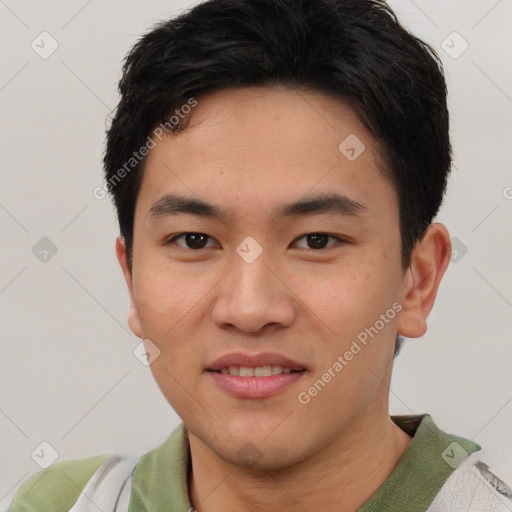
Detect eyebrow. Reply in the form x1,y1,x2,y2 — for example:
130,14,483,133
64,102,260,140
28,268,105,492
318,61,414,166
148,193,367,222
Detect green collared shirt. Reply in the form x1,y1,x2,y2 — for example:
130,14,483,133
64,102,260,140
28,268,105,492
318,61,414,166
7,414,481,511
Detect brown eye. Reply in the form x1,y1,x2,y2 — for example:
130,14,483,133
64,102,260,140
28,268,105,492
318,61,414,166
294,233,340,250
168,232,217,250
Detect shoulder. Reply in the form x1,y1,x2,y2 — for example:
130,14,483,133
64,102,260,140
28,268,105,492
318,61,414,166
428,450,512,512
6,453,109,512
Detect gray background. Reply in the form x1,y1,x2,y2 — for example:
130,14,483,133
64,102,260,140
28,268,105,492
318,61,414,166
1,0,511,507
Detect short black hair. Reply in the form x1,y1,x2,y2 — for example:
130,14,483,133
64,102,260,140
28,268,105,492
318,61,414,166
104,0,452,357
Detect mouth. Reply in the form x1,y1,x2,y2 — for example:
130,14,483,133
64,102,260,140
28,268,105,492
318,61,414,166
209,365,304,377
206,352,307,398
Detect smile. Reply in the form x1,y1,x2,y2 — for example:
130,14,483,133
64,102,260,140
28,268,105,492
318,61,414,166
214,365,301,377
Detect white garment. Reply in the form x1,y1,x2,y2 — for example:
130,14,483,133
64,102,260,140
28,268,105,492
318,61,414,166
67,455,140,512
427,451,512,512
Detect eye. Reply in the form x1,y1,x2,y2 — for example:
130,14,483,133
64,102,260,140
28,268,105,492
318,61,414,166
165,232,345,251
293,233,342,250
166,232,218,250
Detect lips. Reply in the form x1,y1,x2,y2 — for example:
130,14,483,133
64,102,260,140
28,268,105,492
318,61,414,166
206,351,307,399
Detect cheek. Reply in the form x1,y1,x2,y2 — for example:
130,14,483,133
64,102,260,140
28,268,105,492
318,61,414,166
132,254,210,323
297,254,400,342
132,270,187,349
131,256,223,369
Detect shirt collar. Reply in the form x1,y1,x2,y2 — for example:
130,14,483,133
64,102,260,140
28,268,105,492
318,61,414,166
128,414,481,512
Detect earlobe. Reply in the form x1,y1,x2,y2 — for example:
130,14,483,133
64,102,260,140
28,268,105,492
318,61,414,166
397,223,452,338
115,236,142,338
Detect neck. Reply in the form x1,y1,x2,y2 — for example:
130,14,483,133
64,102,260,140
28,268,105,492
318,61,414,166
188,413,412,512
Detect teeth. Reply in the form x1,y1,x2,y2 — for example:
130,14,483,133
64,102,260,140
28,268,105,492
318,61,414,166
254,365,272,377
219,365,296,377
239,366,254,377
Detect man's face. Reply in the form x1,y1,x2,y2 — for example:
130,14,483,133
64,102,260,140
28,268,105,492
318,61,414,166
121,85,409,469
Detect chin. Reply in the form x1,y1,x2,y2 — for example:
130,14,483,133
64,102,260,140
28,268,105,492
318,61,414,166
224,444,305,472
215,428,314,471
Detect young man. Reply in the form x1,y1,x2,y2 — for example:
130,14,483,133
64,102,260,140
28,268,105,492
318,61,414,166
7,0,511,510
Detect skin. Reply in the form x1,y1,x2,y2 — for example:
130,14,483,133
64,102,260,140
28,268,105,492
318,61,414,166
116,84,452,511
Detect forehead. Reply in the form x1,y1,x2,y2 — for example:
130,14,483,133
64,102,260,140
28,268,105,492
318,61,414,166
136,85,396,223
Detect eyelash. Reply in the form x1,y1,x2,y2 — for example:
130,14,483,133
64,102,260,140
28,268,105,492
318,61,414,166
164,232,346,251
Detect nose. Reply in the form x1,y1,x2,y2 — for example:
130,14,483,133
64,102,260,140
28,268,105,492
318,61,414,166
211,250,296,334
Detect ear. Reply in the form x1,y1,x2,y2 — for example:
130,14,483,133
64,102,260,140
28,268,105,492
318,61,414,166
397,223,451,338
115,236,142,338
